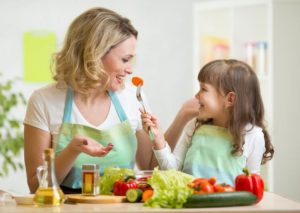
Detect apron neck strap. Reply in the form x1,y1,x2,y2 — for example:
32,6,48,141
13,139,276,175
63,87,73,123
108,90,128,122
62,88,128,123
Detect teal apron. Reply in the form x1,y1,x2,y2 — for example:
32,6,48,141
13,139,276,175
55,88,137,189
182,125,246,186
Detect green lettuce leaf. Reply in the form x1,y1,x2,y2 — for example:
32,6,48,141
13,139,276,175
144,168,194,208
99,167,134,195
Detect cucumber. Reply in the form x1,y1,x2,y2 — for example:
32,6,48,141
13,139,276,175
184,191,257,208
126,189,143,203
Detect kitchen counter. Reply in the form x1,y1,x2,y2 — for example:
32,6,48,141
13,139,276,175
1,192,300,213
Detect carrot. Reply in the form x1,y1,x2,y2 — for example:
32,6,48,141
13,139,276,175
142,189,153,202
132,76,144,86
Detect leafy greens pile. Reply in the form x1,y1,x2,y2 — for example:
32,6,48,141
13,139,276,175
99,167,134,195
144,168,194,208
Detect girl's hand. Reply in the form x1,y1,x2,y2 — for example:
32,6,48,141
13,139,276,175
69,135,114,157
139,108,165,149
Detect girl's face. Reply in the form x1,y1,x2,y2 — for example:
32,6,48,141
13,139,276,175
196,82,229,127
102,36,137,91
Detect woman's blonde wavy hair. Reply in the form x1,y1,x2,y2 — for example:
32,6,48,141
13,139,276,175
52,7,138,95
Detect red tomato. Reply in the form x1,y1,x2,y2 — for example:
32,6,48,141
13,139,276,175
189,178,214,194
214,183,235,192
196,181,214,194
235,168,264,203
208,177,217,186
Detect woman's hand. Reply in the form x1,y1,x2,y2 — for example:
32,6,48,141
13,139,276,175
69,135,114,157
179,97,200,122
164,97,199,150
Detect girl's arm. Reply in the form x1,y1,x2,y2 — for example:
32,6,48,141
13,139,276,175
153,129,191,170
164,98,199,150
244,128,266,174
140,111,195,170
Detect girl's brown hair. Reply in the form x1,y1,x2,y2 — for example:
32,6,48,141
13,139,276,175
196,59,274,164
52,7,138,95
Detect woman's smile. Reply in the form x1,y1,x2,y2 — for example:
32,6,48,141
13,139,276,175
102,36,137,91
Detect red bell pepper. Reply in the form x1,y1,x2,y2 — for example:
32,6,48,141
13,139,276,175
235,168,264,203
113,178,138,196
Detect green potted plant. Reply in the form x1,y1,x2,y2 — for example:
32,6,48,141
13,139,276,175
0,74,26,177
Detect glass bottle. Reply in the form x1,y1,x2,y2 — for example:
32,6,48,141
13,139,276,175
34,148,65,206
82,164,99,195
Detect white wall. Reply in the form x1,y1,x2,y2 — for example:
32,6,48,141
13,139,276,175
273,0,300,203
1,0,300,204
0,0,201,194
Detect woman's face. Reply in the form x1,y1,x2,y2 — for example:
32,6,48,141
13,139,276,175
196,82,228,126
102,36,137,91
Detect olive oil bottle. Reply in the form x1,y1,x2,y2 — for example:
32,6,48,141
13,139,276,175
34,148,65,206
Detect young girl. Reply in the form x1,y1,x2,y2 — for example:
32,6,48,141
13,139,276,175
141,59,274,185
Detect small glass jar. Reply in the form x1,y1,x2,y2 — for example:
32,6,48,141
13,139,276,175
135,170,153,184
82,164,99,195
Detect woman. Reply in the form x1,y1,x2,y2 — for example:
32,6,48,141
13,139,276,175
24,7,154,193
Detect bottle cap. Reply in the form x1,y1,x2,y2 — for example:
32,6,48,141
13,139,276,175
44,148,54,158
82,164,99,171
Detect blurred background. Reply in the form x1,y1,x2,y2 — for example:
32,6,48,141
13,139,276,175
0,0,299,203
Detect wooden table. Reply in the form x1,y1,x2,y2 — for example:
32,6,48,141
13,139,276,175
1,192,300,213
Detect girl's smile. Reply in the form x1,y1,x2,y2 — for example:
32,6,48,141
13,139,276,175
196,82,229,127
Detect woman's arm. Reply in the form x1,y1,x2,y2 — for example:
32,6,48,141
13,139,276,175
24,125,52,193
165,98,199,150
24,125,83,193
24,125,113,193
135,129,158,170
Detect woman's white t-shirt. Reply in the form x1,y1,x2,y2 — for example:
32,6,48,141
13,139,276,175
23,83,146,146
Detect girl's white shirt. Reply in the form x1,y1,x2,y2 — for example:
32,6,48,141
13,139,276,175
23,82,148,146
153,118,266,174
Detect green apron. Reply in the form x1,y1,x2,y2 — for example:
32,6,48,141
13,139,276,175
182,125,246,186
55,88,137,189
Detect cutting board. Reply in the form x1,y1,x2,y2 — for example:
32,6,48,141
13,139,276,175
66,194,126,204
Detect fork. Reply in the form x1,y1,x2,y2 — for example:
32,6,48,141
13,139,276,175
136,85,155,140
